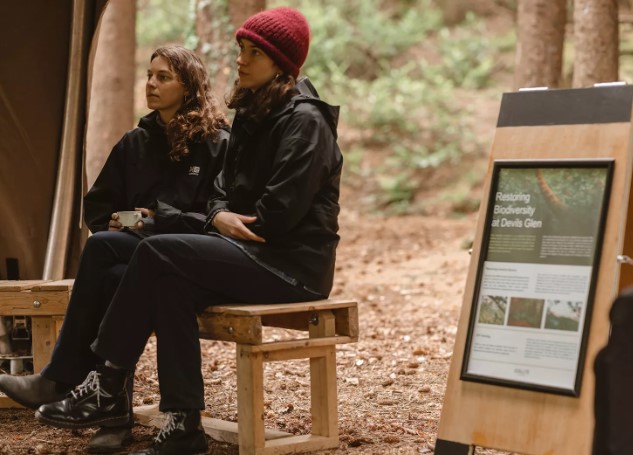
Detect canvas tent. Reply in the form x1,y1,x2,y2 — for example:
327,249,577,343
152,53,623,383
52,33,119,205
0,0,109,280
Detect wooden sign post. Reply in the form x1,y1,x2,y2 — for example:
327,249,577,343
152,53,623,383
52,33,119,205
435,85,633,455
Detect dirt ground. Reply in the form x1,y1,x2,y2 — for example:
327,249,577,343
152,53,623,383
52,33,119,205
0,190,516,455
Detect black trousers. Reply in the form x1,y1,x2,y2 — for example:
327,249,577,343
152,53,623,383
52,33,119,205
88,234,318,411
42,231,141,385
593,286,633,454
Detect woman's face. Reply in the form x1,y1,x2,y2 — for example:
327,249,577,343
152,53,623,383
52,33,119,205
146,55,187,122
236,39,281,91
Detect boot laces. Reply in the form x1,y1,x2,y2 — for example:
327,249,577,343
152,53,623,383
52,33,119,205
71,370,102,407
155,411,187,445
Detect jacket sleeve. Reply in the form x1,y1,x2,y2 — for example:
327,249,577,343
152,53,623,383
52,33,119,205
203,170,230,231
249,106,337,237
83,140,127,233
150,200,206,234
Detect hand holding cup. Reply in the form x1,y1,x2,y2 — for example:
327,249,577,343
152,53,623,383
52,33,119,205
117,210,143,228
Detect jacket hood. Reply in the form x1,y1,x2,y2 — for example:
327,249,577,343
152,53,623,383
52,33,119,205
290,77,340,138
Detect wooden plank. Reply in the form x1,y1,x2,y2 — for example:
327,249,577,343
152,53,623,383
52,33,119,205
53,316,64,338
197,314,262,344
0,291,70,316
205,299,357,317
30,279,74,291
31,317,56,373
335,306,359,338
309,311,338,438
261,434,339,455
237,348,265,452
262,345,331,363
133,404,291,445
245,336,356,354
0,281,48,292
260,306,359,338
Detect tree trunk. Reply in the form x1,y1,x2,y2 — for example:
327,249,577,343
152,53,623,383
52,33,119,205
437,0,468,25
195,0,265,106
228,0,266,28
514,0,567,90
85,0,136,190
572,0,619,87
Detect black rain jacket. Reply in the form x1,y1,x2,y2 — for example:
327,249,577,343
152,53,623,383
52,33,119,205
84,111,229,235
206,78,343,297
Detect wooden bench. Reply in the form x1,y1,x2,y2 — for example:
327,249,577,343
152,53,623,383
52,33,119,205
134,299,359,455
0,280,72,408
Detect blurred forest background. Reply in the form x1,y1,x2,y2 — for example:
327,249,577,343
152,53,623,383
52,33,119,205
90,0,633,219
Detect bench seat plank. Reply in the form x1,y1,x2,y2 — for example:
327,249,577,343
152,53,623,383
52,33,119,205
204,299,356,316
0,280,49,291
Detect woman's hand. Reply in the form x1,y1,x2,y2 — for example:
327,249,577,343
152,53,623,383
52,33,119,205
213,211,266,243
109,209,149,231
136,207,155,218
134,207,155,231
108,213,123,231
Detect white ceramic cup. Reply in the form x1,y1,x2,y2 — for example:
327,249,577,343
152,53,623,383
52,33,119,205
118,210,142,227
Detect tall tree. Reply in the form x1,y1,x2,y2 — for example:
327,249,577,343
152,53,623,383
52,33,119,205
85,0,136,189
514,0,567,89
572,0,619,87
195,0,265,105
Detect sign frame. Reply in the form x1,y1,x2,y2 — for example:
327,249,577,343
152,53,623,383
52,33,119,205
460,158,615,396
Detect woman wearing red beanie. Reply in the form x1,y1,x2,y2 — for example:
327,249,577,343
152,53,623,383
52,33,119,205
33,7,342,455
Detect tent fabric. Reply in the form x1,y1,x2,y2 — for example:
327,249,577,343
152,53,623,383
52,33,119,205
0,0,108,279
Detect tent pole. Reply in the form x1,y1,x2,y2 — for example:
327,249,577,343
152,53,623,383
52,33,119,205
42,0,89,280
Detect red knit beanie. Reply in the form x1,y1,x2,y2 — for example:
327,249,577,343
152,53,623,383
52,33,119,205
235,7,310,79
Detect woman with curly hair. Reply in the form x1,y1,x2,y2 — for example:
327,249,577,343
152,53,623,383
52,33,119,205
32,8,342,455
0,45,229,453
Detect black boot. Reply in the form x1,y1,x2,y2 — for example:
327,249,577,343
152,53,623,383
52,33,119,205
35,365,130,429
87,373,135,453
86,426,133,453
0,373,71,409
129,410,208,455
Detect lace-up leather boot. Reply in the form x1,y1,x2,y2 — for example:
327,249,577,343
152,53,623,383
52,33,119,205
0,373,71,409
35,365,130,429
129,410,208,455
87,373,135,453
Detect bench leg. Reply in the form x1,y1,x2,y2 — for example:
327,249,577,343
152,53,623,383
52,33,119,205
309,311,338,438
237,346,265,454
310,346,338,438
31,316,55,373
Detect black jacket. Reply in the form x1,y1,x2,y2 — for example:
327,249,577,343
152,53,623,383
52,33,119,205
206,78,343,297
84,111,229,235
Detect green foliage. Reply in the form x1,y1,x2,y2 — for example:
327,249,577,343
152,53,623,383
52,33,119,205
271,0,500,213
436,13,496,89
136,0,195,47
293,0,442,79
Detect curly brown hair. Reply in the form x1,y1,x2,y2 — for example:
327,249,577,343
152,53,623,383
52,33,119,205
151,46,229,161
226,74,298,124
